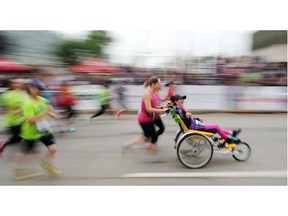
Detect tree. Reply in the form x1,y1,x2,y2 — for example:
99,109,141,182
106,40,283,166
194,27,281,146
252,31,287,50
55,31,113,65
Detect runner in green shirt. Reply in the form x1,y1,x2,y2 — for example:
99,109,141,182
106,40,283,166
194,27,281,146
13,79,61,180
0,78,27,155
89,83,111,123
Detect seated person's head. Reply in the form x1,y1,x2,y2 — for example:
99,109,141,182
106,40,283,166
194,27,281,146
170,95,186,106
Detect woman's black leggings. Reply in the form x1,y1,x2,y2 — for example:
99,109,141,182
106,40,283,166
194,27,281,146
154,118,165,136
139,118,165,144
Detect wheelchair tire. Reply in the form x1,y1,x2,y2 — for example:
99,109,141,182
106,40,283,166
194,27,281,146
174,129,183,148
177,133,213,169
232,142,251,161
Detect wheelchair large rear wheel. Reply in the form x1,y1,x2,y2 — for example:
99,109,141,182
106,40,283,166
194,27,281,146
174,129,183,148
177,133,213,169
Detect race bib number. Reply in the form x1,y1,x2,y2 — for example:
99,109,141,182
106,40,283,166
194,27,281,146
36,119,51,133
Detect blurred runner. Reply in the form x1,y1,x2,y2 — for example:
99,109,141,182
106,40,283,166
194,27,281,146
58,81,77,132
0,78,27,156
113,80,127,119
13,79,61,180
89,83,111,123
163,81,175,101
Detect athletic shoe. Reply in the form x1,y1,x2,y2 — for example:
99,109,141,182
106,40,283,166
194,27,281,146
14,169,43,180
122,143,132,155
67,127,77,132
224,143,237,149
226,135,239,142
232,128,242,137
0,140,4,154
39,160,62,175
115,111,120,119
224,137,238,149
116,109,126,119
122,142,132,150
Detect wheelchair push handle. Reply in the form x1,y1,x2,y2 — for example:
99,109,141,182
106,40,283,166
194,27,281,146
165,103,181,124
166,105,174,113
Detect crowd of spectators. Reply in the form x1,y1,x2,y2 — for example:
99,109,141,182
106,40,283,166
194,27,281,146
74,57,287,87
0,56,287,88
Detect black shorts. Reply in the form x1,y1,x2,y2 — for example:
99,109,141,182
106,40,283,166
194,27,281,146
19,134,56,154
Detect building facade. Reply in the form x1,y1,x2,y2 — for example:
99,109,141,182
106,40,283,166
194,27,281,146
251,31,287,62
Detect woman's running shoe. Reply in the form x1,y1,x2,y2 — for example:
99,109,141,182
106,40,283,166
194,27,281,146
0,140,4,154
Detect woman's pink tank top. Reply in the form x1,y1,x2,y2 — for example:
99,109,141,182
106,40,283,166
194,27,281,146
138,91,162,123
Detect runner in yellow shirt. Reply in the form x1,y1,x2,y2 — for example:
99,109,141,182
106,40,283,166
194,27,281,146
13,79,61,180
0,78,27,155
89,83,111,123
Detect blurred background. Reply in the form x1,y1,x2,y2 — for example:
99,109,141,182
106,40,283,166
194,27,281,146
0,30,287,112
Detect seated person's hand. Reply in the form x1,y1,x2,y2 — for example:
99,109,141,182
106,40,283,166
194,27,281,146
196,117,204,122
186,112,193,119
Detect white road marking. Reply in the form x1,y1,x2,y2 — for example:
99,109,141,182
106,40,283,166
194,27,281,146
122,170,287,178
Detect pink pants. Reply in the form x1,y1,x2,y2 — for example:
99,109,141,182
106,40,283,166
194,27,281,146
197,123,231,139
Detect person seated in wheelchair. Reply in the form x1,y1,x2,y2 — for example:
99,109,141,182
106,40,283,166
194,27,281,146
170,95,241,147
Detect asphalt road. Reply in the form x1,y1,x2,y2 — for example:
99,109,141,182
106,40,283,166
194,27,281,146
0,113,287,185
